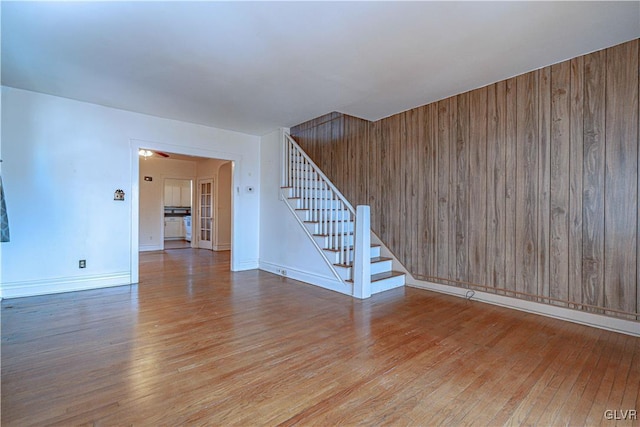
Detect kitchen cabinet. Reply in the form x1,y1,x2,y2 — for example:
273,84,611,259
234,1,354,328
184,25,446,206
164,217,184,239
164,179,192,207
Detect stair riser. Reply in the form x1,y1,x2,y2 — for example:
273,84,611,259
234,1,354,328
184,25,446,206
334,260,393,277
295,210,352,222
305,221,355,235
284,188,338,198
323,246,380,264
372,275,405,293
313,234,355,248
285,180,328,190
371,260,393,275
289,198,343,210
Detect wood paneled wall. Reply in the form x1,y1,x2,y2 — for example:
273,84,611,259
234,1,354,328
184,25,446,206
291,39,640,320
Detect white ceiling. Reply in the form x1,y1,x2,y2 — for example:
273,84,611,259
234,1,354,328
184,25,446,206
2,1,639,136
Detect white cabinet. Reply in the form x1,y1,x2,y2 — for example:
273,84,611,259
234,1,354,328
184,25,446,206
164,179,192,207
164,217,184,239
179,180,192,207
164,184,180,207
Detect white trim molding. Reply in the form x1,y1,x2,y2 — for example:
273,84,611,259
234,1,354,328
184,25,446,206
139,244,164,252
408,279,640,337
259,261,352,296
2,272,131,299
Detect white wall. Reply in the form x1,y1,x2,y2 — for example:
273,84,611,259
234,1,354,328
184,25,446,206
139,157,196,251
259,129,347,294
1,87,260,298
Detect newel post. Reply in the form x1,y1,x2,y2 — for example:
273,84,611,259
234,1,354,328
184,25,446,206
353,205,371,299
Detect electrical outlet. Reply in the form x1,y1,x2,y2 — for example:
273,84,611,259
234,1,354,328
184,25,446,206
79,260,86,268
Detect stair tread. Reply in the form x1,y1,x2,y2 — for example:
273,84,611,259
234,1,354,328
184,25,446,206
313,232,354,237
371,271,405,282
295,208,350,212
346,270,405,283
333,257,392,268
324,244,379,252
304,220,354,224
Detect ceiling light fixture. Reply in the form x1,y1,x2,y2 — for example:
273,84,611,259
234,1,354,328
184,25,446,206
139,149,154,158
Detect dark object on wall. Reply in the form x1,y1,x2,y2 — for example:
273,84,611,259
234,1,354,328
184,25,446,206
1,175,10,242
114,189,125,201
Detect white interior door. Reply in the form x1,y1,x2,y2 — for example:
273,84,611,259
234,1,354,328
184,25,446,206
198,179,214,250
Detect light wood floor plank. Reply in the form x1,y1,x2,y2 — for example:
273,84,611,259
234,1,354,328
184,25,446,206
2,248,639,426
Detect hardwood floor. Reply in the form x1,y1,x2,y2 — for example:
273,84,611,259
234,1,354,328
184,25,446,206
164,239,192,249
2,249,639,426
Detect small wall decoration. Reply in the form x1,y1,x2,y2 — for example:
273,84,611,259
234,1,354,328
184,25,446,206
114,189,125,201
144,176,153,182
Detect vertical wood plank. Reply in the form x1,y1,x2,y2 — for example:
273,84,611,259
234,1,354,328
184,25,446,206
469,87,488,286
505,78,518,293
456,92,470,282
391,115,403,259
604,40,638,315
429,103,439,277
342,115,353,203
550,61,571,303
413,107,429,277
538,67,551,299
515,72,539,297
569,57,584,309
417,106,430,277
486,82,507,289
582,50,606,309
437,99,450,279
416,108,426,278
369,121,382,236
448,96,459,282
357,117,370,207
329,117,341,192
416,107,424,276
401,111,414,274
383,116,391,248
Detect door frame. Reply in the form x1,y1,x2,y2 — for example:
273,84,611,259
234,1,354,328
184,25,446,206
130,139,238,284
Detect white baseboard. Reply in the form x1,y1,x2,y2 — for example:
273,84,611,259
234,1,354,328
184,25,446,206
139,244,163,252
1,272,132,299
408,279,640,337
260,261,353,296
214,244,231,251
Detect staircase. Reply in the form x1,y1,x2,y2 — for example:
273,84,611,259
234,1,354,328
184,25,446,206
280,133,405,298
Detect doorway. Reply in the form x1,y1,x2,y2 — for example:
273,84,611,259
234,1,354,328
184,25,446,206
131,142,238,284
164,177,193,250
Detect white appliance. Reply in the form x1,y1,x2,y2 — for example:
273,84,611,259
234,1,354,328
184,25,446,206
183,216,192,242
